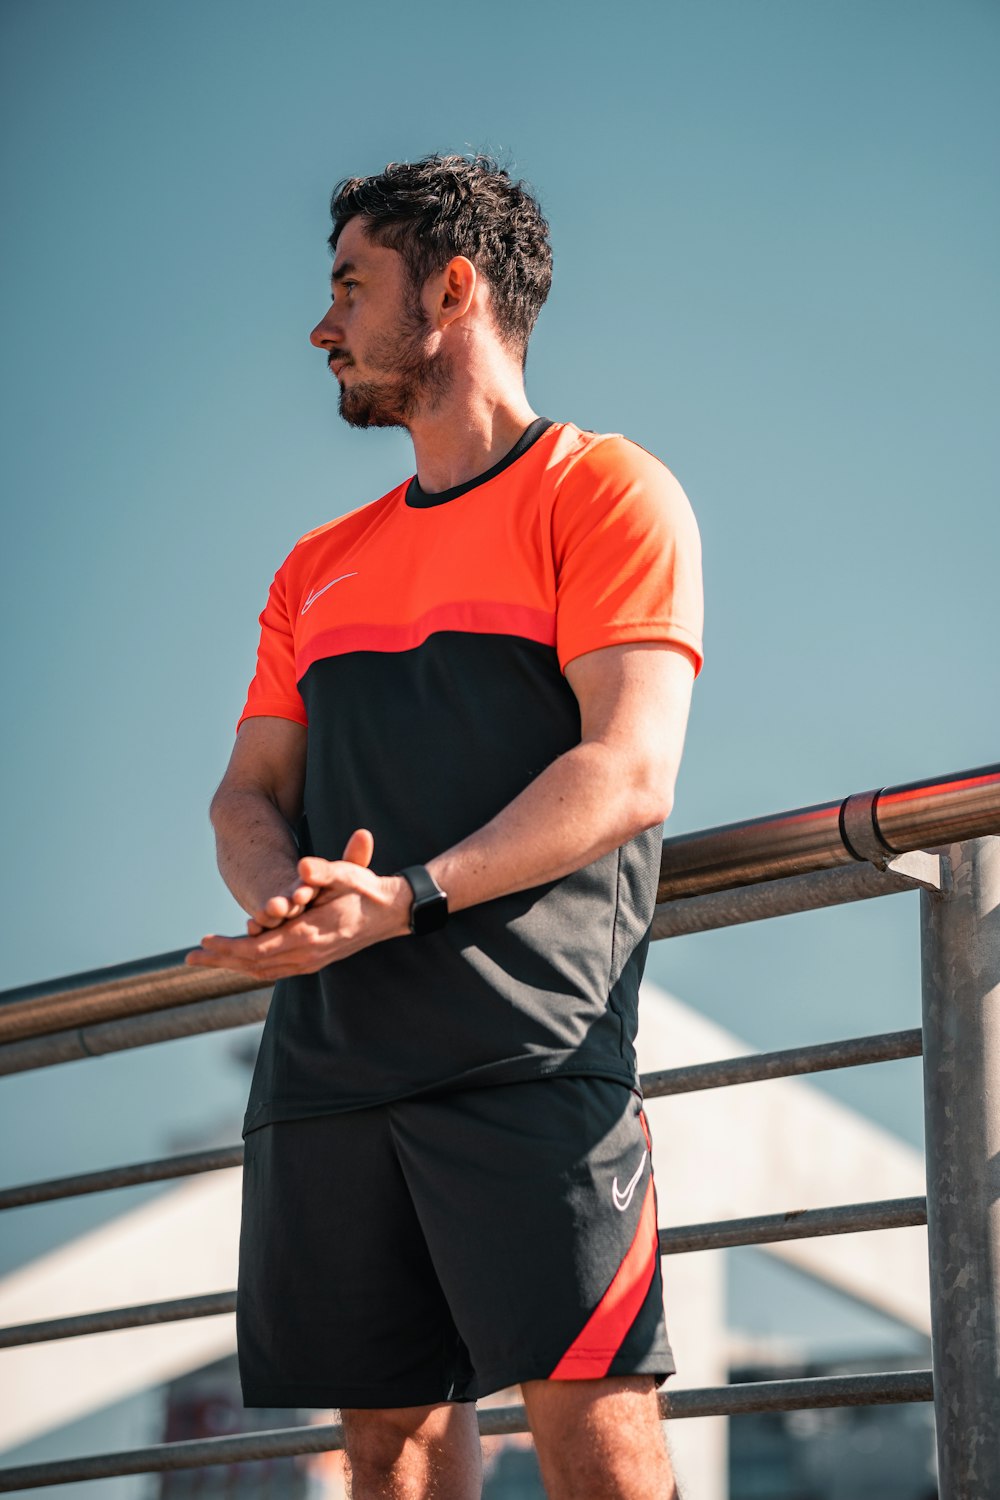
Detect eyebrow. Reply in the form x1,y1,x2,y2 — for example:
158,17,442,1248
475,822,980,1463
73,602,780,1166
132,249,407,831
331,260,359,286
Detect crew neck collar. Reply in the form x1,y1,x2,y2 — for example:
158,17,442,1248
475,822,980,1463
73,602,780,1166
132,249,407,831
405,417,554,508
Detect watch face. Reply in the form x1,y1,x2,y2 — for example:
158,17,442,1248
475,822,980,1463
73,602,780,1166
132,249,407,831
400,864,448,936
411,890,448,936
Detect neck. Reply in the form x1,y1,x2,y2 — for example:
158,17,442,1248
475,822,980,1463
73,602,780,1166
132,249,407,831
406,356,538,494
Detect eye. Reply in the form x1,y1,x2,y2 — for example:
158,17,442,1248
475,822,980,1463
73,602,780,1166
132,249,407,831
341,280,358,295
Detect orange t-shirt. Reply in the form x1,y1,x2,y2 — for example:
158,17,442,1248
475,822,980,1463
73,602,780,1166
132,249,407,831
239,419,703,1131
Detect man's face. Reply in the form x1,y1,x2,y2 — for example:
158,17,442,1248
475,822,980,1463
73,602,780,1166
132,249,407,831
309,217,453,429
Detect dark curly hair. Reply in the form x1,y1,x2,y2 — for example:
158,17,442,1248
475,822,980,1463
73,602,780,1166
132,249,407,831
329,154,552,360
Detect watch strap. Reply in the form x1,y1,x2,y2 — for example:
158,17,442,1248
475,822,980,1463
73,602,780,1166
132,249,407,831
398,864,449,936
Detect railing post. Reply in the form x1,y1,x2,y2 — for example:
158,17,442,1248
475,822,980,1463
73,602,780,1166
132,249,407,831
920,836,1000,1499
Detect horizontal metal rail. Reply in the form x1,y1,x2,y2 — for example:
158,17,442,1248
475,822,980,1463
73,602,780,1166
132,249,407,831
0,1197,926,1349
0,1292,236,1349
0,1029,923,1206
657,761,1000,901
659,1197,926,1254
0,951,262,1047
0,998,922,1089
651,854,944,939
1,1028,924,1207
0,991,272,1078
0,1372,934,1491
1,762,997,1049
0,1145,245,1211
641,1027,922,1097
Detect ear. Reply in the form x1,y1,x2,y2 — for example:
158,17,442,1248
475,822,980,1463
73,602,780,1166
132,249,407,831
435,255,477,329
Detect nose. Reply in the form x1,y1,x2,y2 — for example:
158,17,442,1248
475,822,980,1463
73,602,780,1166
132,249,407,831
310,305,342,350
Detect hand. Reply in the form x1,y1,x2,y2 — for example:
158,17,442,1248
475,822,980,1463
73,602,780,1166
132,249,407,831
243,828,374,934
185,830,412,981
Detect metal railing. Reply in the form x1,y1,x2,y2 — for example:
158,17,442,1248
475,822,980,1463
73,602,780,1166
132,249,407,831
1,761,998,1497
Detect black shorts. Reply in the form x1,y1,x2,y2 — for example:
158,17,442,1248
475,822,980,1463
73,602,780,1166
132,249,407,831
237,1076,675,1409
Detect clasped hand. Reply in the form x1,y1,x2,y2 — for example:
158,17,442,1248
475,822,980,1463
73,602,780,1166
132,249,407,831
185,829,409,981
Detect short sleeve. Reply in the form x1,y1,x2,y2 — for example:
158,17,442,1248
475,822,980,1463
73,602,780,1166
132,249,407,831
552,436,704,675
236,562,308,733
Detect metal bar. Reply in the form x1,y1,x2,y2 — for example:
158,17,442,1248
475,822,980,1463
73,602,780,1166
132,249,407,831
1,764,997,1047
657,761,1000,901
0,1148,923,1248
878,773,1000,854
667,1368,933,1417
0,1025,921,1219
641,1027,922,1098
0,1011,921,1090
920,835,1000,1500
0,991,271,1078
0,953,267,1046
0,1372,933,1491
0,1292,236,1349
0,1146,244,1212
659,1196,927,1254
651,858,943,939
0,1026,922,1207
0,1196,926,1348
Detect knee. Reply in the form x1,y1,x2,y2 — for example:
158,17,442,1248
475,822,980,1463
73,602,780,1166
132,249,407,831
341,1405,431,1470
341,1403,482,1494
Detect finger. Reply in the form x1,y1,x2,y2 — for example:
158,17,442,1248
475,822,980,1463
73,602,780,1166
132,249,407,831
250,910,286,930
297,857,366,896
341,828,375,867
196,933,269,960
251,889,314,929
189,941,290,975
200,927,312,963
199,955,278,979
297,856,337,887
185,948,257,975
289,883,319,907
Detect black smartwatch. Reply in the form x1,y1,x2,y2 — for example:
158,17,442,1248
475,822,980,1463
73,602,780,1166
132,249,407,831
398,865,449,936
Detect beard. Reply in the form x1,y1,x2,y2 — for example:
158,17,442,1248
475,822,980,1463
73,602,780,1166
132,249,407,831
336,302,454,430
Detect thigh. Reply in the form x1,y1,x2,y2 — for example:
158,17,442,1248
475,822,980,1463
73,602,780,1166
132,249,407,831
522,1375,676,1500
237,1110,474,1409
388,1078,675,1398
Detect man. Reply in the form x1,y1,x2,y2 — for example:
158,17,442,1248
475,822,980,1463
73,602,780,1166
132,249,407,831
188,154,703,1500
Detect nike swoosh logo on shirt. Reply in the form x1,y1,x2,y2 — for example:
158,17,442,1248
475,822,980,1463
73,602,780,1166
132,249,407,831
612,1148,648,1212
300,572,358,614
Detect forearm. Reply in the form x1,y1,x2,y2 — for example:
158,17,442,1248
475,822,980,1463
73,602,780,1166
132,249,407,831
189,648,692,979
425,740,668,916
210,787,302,916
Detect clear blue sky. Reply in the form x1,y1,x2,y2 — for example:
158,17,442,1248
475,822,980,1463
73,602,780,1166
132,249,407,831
0,0,997,1364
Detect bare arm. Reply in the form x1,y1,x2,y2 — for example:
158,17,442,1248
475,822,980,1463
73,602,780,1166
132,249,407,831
425,641,694,909
187,642,695,977
208,717,312,929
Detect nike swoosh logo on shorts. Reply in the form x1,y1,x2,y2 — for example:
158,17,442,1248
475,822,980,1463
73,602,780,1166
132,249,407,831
612,1148,648,1212
300,572,358,614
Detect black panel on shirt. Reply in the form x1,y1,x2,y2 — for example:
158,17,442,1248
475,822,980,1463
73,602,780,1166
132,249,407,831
242,630,661,1134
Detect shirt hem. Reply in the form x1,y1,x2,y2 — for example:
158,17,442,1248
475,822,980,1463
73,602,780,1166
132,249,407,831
242,1054,639,1137
559,624,704,678
470,1346,676,1399
237,700,308,733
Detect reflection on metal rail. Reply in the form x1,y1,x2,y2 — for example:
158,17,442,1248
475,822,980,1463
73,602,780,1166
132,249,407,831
656,761,1000,900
